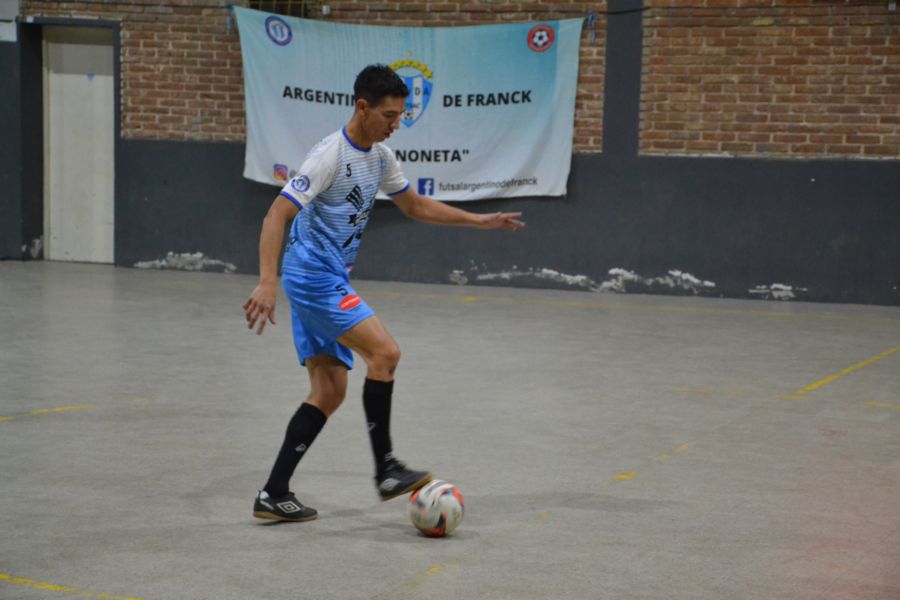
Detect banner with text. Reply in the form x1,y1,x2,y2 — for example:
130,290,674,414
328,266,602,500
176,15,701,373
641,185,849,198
235,7,582,200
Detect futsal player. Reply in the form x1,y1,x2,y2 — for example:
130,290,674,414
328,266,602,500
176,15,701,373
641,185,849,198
243,64,525,521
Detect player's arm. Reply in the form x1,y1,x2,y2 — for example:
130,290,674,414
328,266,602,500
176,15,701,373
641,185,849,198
243,195,299,335
244,139,339,335
391,188,525,231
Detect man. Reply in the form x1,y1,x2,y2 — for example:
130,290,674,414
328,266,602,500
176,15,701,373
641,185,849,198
244,64,524,522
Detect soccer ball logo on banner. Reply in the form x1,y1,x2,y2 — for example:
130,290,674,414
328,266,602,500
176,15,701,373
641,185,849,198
390,55,433,127
527,24,555,53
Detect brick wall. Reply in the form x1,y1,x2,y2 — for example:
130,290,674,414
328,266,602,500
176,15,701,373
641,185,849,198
20,1,899,159
23,0,245,141
21,0,605,150
643,0,900,158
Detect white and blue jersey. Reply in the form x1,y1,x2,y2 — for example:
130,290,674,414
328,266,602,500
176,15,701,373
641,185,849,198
276,128,409,369
278,128,409,275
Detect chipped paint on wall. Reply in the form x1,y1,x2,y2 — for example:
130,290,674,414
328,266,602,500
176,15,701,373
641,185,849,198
476,268,599,290
20,237,43,259
134,252,237,273
748,283,807,301
450,266,717,295
448,270,468,285
601,268,716,294
449,267,816,302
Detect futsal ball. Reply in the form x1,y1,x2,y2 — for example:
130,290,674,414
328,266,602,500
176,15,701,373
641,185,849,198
408,480,465,537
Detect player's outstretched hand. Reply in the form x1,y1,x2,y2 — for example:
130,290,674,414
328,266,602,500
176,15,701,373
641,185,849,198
243,283,277,335
478,212,525,231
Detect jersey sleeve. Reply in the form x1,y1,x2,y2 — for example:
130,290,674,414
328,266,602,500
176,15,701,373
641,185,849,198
378,145,410,197
278,137,340,208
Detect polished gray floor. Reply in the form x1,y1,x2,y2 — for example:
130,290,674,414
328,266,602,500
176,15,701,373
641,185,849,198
2,261,899,600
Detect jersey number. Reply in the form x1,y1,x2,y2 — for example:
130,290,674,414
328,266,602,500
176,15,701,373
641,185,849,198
346,164,352,177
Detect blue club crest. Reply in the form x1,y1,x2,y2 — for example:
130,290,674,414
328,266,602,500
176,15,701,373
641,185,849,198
401,74,432,127
391,57,434,128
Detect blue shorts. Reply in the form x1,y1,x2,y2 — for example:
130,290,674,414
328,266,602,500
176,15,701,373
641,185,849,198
282,270,374,369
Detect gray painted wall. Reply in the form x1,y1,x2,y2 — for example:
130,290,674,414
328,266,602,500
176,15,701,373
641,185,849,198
113,140,900,306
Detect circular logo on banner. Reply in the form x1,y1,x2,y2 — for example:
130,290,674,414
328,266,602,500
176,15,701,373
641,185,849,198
265,16,292,46
291,175,310,193
527,25,555,53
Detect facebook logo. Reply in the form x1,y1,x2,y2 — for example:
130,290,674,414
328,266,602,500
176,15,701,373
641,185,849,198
418,178,435,196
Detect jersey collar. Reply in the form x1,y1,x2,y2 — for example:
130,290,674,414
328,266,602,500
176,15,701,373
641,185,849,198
342,127,372,153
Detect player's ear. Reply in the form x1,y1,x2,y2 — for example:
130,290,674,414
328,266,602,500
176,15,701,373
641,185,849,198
355,98,369,114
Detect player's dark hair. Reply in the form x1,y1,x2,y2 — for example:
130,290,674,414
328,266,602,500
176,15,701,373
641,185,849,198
354,64,409,107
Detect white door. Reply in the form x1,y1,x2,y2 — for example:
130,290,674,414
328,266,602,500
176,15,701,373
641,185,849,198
43,26,115,263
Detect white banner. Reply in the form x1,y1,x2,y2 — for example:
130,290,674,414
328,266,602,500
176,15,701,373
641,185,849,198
235,7,582,200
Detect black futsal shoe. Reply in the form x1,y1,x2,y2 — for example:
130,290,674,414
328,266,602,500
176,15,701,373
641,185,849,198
375,458,432,501
253,490,318,522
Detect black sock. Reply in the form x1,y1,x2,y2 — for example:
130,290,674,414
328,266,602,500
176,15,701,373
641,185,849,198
263,402,327,498
363,378,394,473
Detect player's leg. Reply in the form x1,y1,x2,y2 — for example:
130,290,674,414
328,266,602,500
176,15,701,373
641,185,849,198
262,355,347,497
339,316,432,501
339,316,400,468
338,314,401,381
253,355,348,522
304,353,350,417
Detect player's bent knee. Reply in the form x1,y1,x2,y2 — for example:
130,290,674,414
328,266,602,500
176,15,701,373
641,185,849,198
385,344,401,367
367,343,400,375
380,344,401,370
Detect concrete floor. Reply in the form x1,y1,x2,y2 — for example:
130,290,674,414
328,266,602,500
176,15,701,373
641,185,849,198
1,261,898,600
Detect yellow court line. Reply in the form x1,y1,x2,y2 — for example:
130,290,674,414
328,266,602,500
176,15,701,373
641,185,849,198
361,289,900,325
867,401,900,410
616,442,693,480
31,404,95,415
784,345,900,400
0,404,95,422
0,573,142,600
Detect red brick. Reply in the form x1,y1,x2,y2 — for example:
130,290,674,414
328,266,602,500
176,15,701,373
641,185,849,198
826,144,862,154
863,145,899,156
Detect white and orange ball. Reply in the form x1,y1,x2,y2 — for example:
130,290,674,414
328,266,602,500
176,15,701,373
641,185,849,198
408,480,465,537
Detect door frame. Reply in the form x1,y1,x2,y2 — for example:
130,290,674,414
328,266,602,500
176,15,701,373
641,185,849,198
21,16,120,262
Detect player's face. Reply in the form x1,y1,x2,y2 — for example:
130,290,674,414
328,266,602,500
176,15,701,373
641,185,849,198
363,96,405,142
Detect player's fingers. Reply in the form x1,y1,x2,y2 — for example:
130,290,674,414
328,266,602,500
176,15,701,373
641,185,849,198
245,301,259,323
247,303,261,328
256,317,267,335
